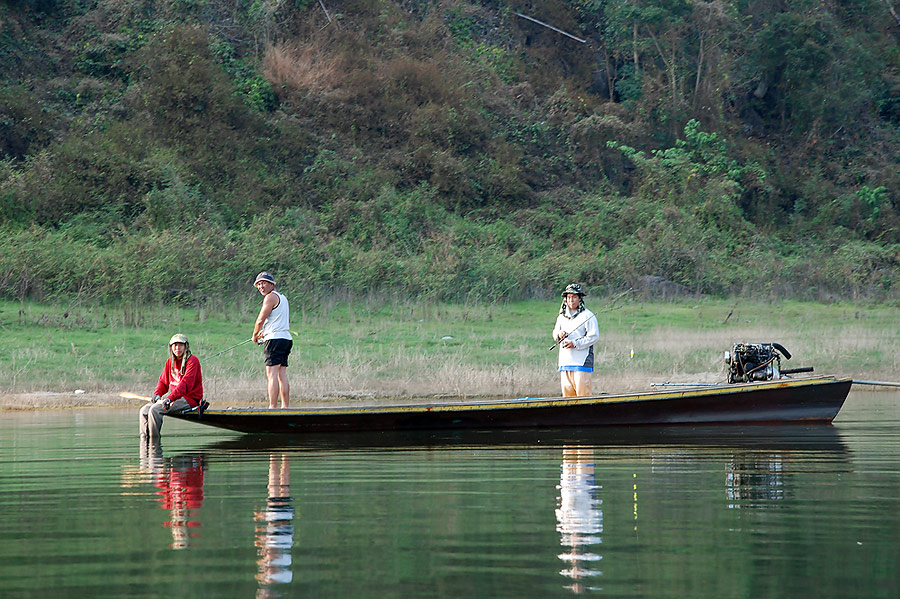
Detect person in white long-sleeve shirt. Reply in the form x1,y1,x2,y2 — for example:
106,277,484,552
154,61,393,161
552,283,600,397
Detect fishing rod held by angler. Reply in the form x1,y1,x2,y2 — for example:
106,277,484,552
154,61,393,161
549,333,567,351
548,311,595,351
207,338,254,359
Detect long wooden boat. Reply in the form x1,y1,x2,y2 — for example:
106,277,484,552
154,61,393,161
169,375,853,435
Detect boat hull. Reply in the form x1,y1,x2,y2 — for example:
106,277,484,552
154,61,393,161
169,376,853,435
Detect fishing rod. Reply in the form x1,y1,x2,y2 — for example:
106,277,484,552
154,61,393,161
548,311,595,351
119,391,208,414
121,342,253,402
120,337,265,410
548,289,630,352
650,382,722,388
206,337,255,359
548,333,569,352
204,330,299,359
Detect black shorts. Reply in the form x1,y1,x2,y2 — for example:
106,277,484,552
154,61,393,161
264,338,293,367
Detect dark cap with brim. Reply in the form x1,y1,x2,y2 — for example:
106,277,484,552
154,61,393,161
254,271,276,286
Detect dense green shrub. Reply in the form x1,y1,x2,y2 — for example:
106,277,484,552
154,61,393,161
0,86,55,161
0,0,899,305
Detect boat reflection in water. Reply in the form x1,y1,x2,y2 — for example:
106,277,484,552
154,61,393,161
556,446,603,594
254,453,294,598
726,453,786,508
197,424,849,595
134,442,206,550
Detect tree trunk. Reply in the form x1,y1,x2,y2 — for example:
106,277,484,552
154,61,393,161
633,22,640,72
694,33,705,107
603,44,615,101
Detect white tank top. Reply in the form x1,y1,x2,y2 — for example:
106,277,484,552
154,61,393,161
262,290,291,340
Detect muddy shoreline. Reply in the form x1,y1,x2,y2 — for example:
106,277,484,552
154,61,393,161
0,390,498,411
0,391,281,411
0,391,148,411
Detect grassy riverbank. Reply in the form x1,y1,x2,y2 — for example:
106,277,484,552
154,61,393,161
2,297,898,410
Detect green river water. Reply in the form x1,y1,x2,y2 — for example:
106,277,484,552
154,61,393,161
1,390,898,598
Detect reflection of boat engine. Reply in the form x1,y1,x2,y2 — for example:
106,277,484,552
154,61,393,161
724,343,794,383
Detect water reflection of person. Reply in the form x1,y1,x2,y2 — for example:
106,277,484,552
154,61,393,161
122,443,206,549
121,439,165,491
255,453,294,598
556,446,603,594
138,439,165,477
154,453,206,550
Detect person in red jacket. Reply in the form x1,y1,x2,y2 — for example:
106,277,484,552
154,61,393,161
139,333,204,439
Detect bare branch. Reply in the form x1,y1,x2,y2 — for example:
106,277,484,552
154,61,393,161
514,12,586,44
318,0,332,23
884,0,900,28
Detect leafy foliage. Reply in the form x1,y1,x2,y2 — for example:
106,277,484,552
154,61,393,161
1,0,899,304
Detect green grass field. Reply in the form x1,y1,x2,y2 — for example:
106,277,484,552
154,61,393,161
2,297,898,405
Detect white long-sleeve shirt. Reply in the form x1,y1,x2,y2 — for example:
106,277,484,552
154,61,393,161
553,308,599,371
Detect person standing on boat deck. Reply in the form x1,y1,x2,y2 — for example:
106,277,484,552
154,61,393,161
553,284,600,397
252,271,292,409
139,333,204,439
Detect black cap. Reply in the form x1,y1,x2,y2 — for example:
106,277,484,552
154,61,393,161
254,271,276,286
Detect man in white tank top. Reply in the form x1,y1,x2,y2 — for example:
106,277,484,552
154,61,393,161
252,271,293,408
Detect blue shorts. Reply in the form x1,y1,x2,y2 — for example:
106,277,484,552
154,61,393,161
559,366,593,372
264,338,293,367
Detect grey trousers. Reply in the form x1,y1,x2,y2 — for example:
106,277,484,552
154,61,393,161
139,398,191,438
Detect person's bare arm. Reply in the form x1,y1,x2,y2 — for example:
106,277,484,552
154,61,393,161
252,292,279,343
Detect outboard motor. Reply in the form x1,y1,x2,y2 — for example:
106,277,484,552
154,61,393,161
724,343,793,383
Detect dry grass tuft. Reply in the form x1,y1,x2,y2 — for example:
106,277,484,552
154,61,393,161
264,42,346,92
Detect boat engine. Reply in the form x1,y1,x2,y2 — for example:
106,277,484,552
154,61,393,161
724,343,793,383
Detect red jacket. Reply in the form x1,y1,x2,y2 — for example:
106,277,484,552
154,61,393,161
154,354,203,407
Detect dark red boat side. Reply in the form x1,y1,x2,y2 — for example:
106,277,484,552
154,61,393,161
169,376,853,435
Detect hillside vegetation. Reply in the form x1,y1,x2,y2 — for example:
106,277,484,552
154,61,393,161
1,0,899,306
